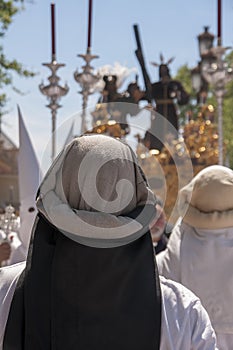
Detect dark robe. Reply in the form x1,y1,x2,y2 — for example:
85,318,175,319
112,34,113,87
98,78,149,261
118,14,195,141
4,208,161,350
145,80,189,150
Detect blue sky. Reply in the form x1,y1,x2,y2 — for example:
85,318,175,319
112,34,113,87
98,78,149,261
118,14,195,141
2,0,233,166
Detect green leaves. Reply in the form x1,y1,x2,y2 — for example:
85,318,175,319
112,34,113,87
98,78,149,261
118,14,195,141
0,1,21,36
0,1,35,114
223,52,233,166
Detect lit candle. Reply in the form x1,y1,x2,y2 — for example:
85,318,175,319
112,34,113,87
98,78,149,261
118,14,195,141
87,0,93,52
51,2,56,59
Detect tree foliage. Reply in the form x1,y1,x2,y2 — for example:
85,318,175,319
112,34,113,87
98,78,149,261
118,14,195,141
173,64,198,126
222,51,233,167
0,1,18,36
0,0,35,113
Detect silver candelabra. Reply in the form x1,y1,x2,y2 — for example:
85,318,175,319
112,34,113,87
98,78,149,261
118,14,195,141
202,45,233,165
39,60,69,162
74,51,100,134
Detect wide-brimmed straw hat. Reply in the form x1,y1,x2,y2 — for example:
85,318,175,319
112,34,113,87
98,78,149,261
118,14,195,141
178,165,233,229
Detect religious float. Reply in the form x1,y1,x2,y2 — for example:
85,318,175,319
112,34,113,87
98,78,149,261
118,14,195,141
81,21,230,224
85,86,221,224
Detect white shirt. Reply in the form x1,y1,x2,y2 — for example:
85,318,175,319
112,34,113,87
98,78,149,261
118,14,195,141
0,262,218,350
160,275,217,349
157,219,233,350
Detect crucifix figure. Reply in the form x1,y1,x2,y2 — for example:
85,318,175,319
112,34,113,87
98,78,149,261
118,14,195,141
144,55,189,150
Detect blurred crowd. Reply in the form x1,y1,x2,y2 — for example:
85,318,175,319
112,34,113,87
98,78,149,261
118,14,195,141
0,134,232,349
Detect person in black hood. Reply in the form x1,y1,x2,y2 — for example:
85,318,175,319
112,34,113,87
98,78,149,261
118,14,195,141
1,134,217,350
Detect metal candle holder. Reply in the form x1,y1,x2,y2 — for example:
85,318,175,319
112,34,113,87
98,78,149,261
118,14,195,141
39,3,69,162
202,46,233,165
74,51,100,134
39,61,69,162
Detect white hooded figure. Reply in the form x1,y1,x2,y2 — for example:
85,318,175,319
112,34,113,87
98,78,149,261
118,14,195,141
157,165,233,350
0,205,26,267
17,105,42,259
0,230,25,267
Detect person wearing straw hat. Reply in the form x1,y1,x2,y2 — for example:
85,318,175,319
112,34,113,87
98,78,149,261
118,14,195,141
157,165,233,349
